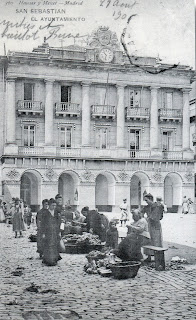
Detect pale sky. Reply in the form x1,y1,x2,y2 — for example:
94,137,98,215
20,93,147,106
0,0,194,67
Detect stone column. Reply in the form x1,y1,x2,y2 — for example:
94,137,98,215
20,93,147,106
82,82,91,146
116,85,125,148
6,78,16,144
182,88,191,150
45,80,54,145
150,87,159,149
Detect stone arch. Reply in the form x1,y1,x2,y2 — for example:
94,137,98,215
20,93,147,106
164,172,183,209
130,171,150,208
20,169,42,209
95,171,115,208
58,170,80,206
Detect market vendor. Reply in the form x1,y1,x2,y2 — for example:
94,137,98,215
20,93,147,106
142,193,164,262
113,209,150,261
105,219,118,249
72,210,86,234
81,206,90,232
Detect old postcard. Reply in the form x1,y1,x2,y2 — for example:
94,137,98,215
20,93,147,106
0,0,195,319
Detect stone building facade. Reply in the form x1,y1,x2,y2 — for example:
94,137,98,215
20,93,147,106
0,27,195,213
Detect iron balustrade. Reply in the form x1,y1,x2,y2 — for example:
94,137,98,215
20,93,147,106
18,146,44,155
159,108,183,118
56,148,81,157
17,100,43,111
129,150,151,158
55,102,80,113
162,151,183,160
126,107,150,118
91,105,116,116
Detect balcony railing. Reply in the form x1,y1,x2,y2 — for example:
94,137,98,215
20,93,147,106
14,147,187,160
159,108,182,122
162,151,183,160
18,146,44,155
56,148,81,157
129,150,151,159
91,105,116,119
55,102,80,117
126,107,150,120
17,100,43,115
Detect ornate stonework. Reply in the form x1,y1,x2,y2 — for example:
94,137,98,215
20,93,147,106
89,26,119,49
45,167,56,181
6,169,20,180
82,167,93,181
184,171,194,182
118,170,129,181
151,170,162,182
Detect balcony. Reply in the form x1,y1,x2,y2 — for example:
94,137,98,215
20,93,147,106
8,146,192,160
56,148,81,157
162,151,183,160
55,102,80,118
159,108,182,122
126,107,150,121
18,146,44,156
91,105,116,120
17,100,44,116
129,150,151,159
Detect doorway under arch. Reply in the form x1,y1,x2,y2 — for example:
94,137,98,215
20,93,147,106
95,172,115,211
58,172,78,205
130,172,150,208
20,171,41,209
164,173,182,211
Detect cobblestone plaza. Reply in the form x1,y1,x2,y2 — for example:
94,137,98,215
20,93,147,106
0,220,196,320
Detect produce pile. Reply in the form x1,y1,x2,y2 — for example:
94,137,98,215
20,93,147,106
84,250,117,275
63,233,101,246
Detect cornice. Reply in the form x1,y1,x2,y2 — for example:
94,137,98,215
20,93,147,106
7,52,195,77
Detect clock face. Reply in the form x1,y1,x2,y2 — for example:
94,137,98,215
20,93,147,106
99,48,114,63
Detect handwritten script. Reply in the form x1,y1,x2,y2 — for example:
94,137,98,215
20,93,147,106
0,17,86,41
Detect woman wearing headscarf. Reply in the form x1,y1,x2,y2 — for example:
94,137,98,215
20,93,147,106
41,198,61,266
113,209,150,261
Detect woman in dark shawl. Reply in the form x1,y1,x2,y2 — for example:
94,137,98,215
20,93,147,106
36,199,49,258
41,198,61,266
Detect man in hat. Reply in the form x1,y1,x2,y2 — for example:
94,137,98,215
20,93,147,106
119,198,128,227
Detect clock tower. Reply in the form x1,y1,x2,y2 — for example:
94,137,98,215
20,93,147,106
86,26,122,64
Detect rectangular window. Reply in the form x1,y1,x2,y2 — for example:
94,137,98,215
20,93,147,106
61,86,71,103
129,90,141,108
164,92,173,109
129,129,140,150
99,87,107,105
162,131,172,151
96,127,108,149
60,127,72,148
166,93,173,108
23,125,35,147
24,83,34,101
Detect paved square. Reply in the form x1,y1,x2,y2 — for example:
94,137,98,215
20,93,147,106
0,223,196,320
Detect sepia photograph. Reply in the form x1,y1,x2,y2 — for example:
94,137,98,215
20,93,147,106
0,0,195,319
